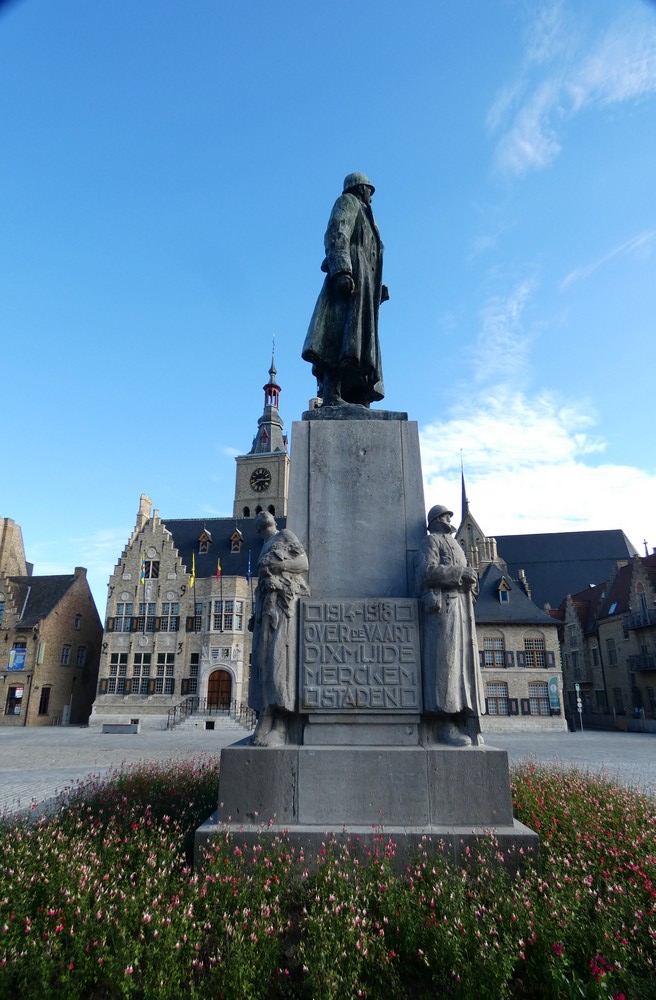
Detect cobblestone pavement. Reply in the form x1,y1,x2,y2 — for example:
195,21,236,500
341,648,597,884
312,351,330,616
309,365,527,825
488,730,656,798
1,725,654,818
0,723,250,818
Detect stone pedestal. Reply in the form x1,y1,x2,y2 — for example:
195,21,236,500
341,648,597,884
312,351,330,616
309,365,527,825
195,744,538,870
287,412,426,598
194,409,538,869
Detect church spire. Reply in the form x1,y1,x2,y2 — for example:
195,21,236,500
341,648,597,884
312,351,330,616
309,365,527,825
248,349,287,455
461,452,469,523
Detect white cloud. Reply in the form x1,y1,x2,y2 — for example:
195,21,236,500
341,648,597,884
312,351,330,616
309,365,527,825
490,3,656,176
420,390,655,553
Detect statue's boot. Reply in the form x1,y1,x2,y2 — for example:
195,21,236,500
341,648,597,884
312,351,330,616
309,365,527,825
438,720,472,747
253,707,275,746
322,372,346,406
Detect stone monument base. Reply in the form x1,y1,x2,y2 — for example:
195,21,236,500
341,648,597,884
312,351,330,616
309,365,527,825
194,743,538,872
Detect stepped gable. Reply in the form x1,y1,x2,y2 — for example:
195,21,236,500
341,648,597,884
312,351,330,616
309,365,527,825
494,529,639,610
8,574,77,628
160,516,285,579
475,563,555,625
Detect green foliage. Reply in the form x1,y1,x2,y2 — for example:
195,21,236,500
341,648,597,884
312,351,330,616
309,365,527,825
1,758,654,999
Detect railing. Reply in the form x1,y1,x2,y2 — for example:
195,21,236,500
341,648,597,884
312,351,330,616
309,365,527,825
628,653,656,671
166,696,256,731
627,609,656,629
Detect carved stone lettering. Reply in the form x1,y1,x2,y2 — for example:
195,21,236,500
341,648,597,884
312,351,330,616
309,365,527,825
300,599,421,712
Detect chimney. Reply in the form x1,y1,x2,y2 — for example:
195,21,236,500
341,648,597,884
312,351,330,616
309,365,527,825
136,494,153,532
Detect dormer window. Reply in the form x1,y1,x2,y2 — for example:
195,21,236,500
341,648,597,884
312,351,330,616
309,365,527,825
230,528,244,554
199,529,212,554
498,579,511,604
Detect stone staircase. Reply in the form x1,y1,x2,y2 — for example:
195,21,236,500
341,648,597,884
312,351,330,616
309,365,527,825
176,712,253,737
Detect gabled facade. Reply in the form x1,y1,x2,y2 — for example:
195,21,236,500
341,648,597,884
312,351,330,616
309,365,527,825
556,554,656,724
91,360,290,730
456,491,566,732
0,519,102,727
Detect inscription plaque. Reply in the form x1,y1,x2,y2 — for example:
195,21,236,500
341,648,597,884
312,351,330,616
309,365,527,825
300,598,421,712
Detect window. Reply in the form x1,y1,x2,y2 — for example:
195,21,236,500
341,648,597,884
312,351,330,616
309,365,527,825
499,590,509,603
38,687,51,716
647,686,656,714
136,603,156,632
61,644,72,666
571,650,580,678
524,637,545,668
613,686,624,713
606,637,618,666
591,646,599,667
243,507,250,518
194,601,203,632
230,529,243,553
116,603,133,632
5,685,24,716
199,538,209,554
8,641,27,671
486,682,509,715
160,602,180,632
156,653,175,694
566,624,578,649
74,614,82,630
132,652,151,694
187,652,200,695
76,646,87,667
212,599,244,632
0,601,4,626
108,652,128,694
528,682,550,716
483,637,505,668
143,560,159,579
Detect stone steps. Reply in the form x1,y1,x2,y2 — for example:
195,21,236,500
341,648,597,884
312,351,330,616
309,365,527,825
176,713,252,735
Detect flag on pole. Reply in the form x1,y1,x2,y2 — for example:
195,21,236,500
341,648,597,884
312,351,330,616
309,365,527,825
139,557,146,586
216,558,221,580
246,550,251,583
189,552,196,590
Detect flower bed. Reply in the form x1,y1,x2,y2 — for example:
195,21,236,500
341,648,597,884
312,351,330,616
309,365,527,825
1,758,654,998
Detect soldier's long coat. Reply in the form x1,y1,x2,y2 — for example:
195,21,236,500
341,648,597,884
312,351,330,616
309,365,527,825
302,192,385,405
416,531,485,717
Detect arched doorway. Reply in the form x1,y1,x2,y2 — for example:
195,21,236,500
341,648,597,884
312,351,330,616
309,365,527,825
207,669,232,709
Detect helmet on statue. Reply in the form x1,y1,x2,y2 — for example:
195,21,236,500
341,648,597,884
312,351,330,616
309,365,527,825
343,172,375,194
427,504,454,527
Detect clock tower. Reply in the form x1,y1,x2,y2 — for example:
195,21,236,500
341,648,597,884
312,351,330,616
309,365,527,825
233,355,290,519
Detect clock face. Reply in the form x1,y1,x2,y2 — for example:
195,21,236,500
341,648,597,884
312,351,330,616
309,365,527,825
250,467,272,492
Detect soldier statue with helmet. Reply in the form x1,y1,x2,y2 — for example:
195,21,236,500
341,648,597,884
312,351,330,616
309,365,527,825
416,503,485,746
302,172,389,407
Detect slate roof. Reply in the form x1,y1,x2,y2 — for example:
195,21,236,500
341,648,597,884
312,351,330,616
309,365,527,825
8,574,77,628
474,564,555,626
161,516,288,580
494,529,638,610
554,581,607,634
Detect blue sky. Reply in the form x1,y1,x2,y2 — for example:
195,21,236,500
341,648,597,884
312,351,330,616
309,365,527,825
2,0,655,611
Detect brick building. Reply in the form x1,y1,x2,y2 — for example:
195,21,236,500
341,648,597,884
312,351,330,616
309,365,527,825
555,553,656,724
456,496,567,731
90,359,289,730
0,518,102,727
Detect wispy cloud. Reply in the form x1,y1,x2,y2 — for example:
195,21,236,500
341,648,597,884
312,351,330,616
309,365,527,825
489,2,656,176
471,279,537,383
560,228,656,289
